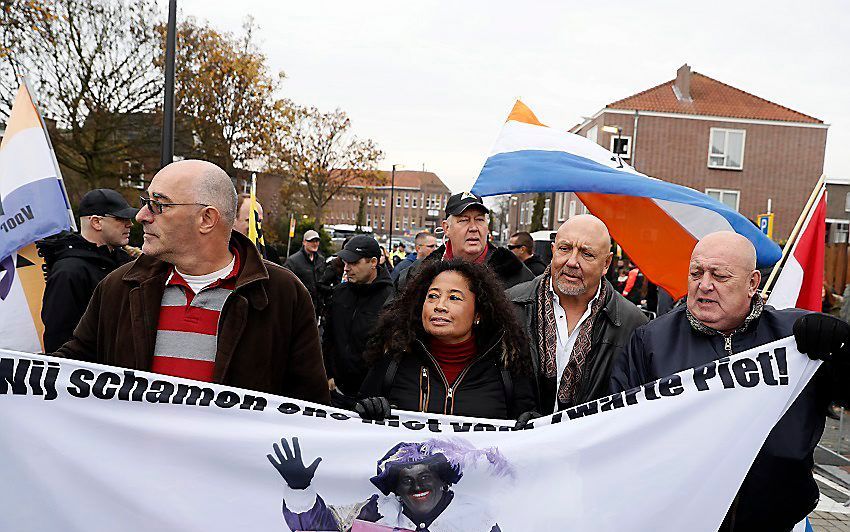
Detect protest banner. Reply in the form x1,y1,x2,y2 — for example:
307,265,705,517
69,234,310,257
0,337,819,531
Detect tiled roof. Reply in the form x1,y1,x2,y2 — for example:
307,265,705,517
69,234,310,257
607,72,822,124
347,170,450,191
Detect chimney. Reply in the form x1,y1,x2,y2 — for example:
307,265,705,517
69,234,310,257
674,64,692,102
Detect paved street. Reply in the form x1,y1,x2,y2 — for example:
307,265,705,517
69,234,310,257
810,409,850,530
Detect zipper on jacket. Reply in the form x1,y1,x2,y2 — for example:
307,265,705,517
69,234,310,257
723,334,733,357
419,367,430,412
416,334,505,415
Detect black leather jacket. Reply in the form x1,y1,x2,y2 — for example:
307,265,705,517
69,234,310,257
508,276,648,414
284,248,326,315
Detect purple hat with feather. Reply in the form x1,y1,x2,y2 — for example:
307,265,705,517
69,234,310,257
369,438,514,496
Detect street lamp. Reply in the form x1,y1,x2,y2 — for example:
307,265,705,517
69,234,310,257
511,195,519,233
388,164,401,246
602,125,624,168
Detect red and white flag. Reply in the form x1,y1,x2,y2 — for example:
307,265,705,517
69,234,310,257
767,187,826,311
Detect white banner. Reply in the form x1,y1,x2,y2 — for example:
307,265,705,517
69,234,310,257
0,338,819,531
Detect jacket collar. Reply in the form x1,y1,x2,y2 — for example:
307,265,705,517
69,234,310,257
686,294,764,337
122,231,269,309
513,276,620,325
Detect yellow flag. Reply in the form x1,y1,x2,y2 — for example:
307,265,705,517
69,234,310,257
247,173,266,257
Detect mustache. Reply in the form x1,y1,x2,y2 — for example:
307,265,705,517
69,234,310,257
558,267,583,278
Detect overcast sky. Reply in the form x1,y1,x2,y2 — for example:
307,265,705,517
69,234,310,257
161,0,850,193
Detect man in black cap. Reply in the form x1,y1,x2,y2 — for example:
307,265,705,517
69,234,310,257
38,188,137,351
284,229,326,317
322,234,394,406
395,191,534,293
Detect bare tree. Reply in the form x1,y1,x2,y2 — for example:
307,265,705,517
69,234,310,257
1,0,163,188
274,105,383,227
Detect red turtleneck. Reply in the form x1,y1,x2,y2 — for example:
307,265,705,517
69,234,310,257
428,335,477,385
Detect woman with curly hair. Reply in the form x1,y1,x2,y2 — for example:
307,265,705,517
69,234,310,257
357,258,538,420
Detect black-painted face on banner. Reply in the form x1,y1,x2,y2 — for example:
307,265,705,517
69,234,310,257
395,463,446,517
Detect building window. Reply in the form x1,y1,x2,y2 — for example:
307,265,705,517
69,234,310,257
404,193,410,207
706,188,741,211
586,125,598,144
832,221,849,243
381,197,386,207
845,193,850,212
609,135,631,159
568,200,577,218
403,216,408,229
367,197,372,206
708,128,745,170
396,196,401,207
394,220,400,230
412,197,417,208
543,198,551,228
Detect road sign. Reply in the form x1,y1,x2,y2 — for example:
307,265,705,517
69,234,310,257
757,213,774,239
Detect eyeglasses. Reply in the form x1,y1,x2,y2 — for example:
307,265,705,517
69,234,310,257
507,244,525,250
139,196,209,215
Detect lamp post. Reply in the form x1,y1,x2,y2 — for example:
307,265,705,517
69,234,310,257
160,0,177,168
511,195,519,232
602,125,624,168
388,164,399,246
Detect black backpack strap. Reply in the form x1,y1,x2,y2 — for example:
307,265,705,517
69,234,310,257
500,367,514,413
381,357,400,397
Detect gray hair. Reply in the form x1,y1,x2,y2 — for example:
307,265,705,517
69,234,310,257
194,163,237,227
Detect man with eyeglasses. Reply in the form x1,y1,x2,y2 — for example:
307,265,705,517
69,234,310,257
54,160,330,404
395,192,534,293
390,231,437,284
38,188,137,352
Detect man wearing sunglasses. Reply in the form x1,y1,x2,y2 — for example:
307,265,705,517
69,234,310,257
54,160,330,404
38,188,137,352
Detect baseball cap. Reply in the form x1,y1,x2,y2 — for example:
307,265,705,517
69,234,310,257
445,191,489,218
303,230,320,241
78,189,138,219
337,235,381,263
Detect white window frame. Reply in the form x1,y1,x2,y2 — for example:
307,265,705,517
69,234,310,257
568,200,576,218
367,196,372,206
845,193,850,212
705,188,741,212
396,196,401,207
586,125,598,144
543,198,550,228
381,197,386,207
707,128,746,170
609,135,632,159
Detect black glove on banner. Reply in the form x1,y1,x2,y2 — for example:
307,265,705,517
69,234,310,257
355,396,392,421
267,437,321,490
514,411,542,430
793,313,850,361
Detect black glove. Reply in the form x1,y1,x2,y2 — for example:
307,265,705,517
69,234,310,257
793,313,850,361
514,411,542,430
355,396,392,421
267,437,321,490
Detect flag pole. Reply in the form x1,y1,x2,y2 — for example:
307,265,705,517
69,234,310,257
761,174,826,297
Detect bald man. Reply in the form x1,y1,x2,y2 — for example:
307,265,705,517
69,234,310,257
55,160,330,405
509,215,648,416
609,231,850,530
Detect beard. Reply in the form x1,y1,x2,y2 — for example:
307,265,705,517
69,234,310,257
555,267,588,296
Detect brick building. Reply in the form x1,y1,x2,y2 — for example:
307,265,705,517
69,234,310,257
826,176,850,244
508,65,828,241
323,170,451,237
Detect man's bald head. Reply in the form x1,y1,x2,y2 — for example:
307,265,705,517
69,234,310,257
551,214,613,299
691,231,757,272
555,214,611,250
158,160,237,227
687,231,761,333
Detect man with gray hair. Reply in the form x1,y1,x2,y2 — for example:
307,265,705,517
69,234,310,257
55,160,330,404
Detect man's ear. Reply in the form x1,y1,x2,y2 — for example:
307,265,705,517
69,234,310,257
441,219,449,234
198,207,222,235
602,252,613,275
88,216,103,232
748,269,761,297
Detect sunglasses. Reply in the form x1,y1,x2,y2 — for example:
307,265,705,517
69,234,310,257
139,196,209,215
507,244,525,250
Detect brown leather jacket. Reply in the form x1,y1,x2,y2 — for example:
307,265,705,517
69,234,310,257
54,231,330,405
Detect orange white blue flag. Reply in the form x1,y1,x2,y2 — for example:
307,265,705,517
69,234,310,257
471,100,782,299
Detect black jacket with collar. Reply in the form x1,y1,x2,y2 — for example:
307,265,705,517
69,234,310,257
359,332,538,419
323,267,394,395
508,276,648,414
38,231,133,352
608,303,848,531
395,243,535,295
284,247,326,315
523,254,548,276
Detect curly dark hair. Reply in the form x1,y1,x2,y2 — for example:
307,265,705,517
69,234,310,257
365,259,530,375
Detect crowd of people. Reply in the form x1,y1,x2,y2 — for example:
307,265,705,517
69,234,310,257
39,159,850,531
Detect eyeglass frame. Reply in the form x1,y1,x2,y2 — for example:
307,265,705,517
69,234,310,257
139,195,210,215
506,244,526,250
